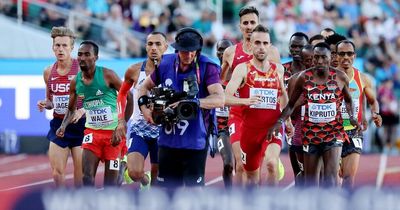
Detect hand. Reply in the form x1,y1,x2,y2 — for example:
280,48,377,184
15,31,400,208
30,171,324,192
141,105,155,124
349,117,361,132
267,119,283,141
71,109,85,123
361,117,368,131
372,113,382,127
37,100,51,112
56,126,66,138
111,130,121,147
245,95,262,106
114,119,127,144
285,120,294,139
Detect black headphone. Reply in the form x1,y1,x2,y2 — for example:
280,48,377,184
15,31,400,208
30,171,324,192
175,27,203,49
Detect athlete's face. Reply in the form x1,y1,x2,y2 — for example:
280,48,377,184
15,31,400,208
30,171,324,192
146,34,167,63
251,31,270,62
178,50,197,67
289,36,308,61
216,41,232,64
301,49,313,69
77,44,97,72
337,43,356,70
313,47,331,71
239,13,259,41
329,44,339,68
52,36,73,61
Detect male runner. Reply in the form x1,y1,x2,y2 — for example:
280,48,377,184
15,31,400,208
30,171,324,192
268,42,360,187
225,25,292,187
115,32,168,189
57,41,133,186
37,26,85,187
336,40,382,189
324,33,346,68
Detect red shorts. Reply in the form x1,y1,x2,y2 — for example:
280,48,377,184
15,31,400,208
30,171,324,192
82,128,127,162
240,126,282,171
228,113,243,144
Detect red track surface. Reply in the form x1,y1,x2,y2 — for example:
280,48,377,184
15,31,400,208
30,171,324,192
0,153,399,209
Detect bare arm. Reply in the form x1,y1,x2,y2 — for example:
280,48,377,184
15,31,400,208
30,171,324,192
339,70,360,130
56,77,78,137
137,75,156,124
220,46,234,83
276,64,288,108
37,66,54,111
199,83,224,109
224,63,260,106
361,73,382,127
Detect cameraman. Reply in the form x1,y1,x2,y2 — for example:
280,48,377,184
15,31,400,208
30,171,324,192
138,27,225,188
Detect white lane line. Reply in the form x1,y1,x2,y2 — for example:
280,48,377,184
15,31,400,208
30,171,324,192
376,153,387,189
384,166,400,174
282,181,295,191
1,166,105,191
0,154,27,165
0,163,49,178
205,176,223,186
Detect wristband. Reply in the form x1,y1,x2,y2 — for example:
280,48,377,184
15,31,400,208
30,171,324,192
138,95,149,108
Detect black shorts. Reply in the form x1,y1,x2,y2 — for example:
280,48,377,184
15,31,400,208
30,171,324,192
157,145,208,188
47,117,85,148
341,129,363,158
289,145,304,154
303,140,343,156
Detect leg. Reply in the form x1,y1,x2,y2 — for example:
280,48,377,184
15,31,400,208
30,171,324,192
289,146,301,184
158,146,184,188
232,141,245,186
245,168,260,188
48,142,70,187
322,146,342,187
303,145,321,187
183,148,208,187
82,149,100,186
264,143,281,186
150,163,158,186
127,152,148,185
218,132,233,188
295,150,305,186
341,153,360,189
117,156,127,186
104,158,120,186
70,146,83,187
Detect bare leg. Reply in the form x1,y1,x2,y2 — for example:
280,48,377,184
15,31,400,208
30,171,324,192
341,153,360,189
70,146,83,187
264,143,281,186
48,142,70,187
82,149,100,186
232,141,245,186
322,146,342,187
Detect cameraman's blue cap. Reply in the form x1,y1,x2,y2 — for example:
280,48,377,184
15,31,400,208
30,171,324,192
171,27,203,52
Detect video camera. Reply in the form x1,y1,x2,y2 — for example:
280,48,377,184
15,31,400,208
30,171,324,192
149,74,200,125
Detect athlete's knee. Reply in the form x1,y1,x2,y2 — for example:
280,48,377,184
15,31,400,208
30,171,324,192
128,168,144,182
82,174,95,185
223,163,233,176
235,162,244,174
265,158,278,174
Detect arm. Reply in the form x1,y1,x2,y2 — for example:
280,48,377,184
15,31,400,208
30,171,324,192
276,64,293,137
56,78,78,138
220,46,234,83
199,83,224,109
267,73,305,139
37,66,54,111
224,63,261,106
137,75,156,124
339,71,360,130
361,73,382,127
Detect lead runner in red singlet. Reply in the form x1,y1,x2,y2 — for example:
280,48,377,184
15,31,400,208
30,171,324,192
37,27,85,187
220,6,281,185
268,42,360,187
225,25,293,187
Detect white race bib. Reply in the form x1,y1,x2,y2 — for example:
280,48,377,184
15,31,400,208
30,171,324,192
86,106,113,128
216,106,229,117
53,95,69,114
341,99,359,119
308,102,337,123
249,88,278,109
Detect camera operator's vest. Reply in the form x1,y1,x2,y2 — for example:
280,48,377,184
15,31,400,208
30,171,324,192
154,53,219,150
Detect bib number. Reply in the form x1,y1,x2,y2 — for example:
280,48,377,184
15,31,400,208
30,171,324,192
87,106,114,128
109,158,120,171
249,88,278,109
308,102,337,123
53,95,69,114
352,138,362,149
216,106,229,117
82,133,93,144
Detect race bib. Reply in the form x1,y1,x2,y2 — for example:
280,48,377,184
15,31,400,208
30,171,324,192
249,88,278,109
82,133,93,144
341,99,359,119
216,106,229,117
308,102,337,123
86,106,114,128
352,137,362,149
53,95,69,114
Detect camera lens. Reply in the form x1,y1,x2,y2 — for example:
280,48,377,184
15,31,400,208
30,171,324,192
177,101,198,120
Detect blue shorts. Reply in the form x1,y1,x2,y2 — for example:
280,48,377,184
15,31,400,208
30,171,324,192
47,117,85,148
127,132,158,164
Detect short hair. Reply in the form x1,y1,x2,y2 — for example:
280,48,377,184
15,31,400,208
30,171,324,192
290,32,309,42
302,44,314,52
313,42,331,51
309,34,324,44
336,40,356,52
325,33,347,46
50,26,75,45
149,31,167,40
216,39,234,47
321,27,335,33
239,6,259,18
80,40,99,56
252,24,269,34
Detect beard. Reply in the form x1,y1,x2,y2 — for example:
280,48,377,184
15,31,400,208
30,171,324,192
80,64,89,72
